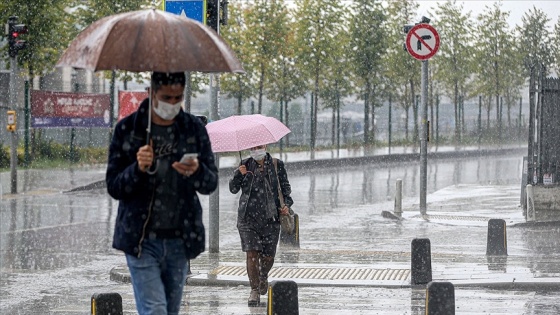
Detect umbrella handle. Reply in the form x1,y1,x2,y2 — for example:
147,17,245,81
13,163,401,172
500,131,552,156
239,151,242,166
146,91,152,145
146,159,159,175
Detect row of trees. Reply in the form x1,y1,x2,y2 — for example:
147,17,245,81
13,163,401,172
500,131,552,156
1,0,559,150
219,0,559,149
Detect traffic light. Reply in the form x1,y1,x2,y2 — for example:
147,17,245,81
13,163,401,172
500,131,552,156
206,0,228,32
206,0,219,31
403,24,413,51
7,110,16,132
7,16,28,58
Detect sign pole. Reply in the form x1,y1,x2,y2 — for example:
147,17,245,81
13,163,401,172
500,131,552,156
420,60,428,215
9,56,18,194
208,2,221,255
405,22,439,216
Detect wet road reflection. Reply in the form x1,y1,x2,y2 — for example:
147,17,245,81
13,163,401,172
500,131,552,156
2,153,560,314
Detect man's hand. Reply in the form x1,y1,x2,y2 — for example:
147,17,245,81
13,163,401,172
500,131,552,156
172,158,199,177
137,142,154,172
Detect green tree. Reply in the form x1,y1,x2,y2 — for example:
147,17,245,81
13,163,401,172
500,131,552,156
294,0,344,156
517,7,554,76
432,0,475,144
220,2,253,115
474,2,515,140
517,7,554,132
243,0,289,114
321,28,353,147
1,0,76,75
348,0,387,145
384,0,419,142
554,20,560,73
266,16,306,147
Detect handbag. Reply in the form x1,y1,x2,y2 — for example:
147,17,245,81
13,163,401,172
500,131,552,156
272,158,295,234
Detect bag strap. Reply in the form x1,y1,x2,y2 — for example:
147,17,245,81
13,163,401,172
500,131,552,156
272,158,285,208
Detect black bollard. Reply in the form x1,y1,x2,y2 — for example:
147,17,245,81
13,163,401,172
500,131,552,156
426,282,455,315
267,280,298,315
411,238,432,285
280,214,300,248
91,292,122,315
486,219,507,256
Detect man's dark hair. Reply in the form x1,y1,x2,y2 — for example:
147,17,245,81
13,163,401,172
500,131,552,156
151,72,186,92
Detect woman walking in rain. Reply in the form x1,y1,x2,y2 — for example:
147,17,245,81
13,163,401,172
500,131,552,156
229,144,293,306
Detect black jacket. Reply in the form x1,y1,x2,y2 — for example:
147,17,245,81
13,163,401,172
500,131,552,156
229,153,293,222
106,98,218,259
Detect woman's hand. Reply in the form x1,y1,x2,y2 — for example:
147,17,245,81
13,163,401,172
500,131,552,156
239,165,247,175
279,205,290,216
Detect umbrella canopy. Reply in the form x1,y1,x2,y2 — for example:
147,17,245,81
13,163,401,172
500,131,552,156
56,9,244,73
206,114,291,153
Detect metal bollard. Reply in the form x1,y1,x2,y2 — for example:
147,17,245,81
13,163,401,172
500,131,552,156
426,282,455,315
91,293,122,315
526,184,535,221
411,238,432,285
267,280,298,315
394,179,403,218
486,219,507,256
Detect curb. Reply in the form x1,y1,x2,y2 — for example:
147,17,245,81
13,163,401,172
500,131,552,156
68,147,527,192
110,267,560,291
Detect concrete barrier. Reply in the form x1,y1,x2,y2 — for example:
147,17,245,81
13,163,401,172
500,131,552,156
394,179,403,218
411,238,432,285
267,280,298,315
526,184,535,221
426,281,455,315
91,292,122,315
486,219,507,256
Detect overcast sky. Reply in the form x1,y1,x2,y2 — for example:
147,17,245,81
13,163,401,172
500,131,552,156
415,0,560,28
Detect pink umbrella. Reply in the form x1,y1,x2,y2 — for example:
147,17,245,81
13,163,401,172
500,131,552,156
206,114,291,153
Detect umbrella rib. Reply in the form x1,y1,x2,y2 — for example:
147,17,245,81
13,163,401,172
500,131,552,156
130,11,146,71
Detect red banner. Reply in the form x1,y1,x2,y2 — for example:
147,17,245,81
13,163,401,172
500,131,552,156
31,90,110,128
118,91,148,121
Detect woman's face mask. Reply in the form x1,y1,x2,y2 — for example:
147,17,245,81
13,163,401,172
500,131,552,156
154,99,182,120
250,148,266,161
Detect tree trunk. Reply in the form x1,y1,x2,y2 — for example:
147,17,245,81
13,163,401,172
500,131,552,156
454,81,459,144
258,65,265,114
285,99,290,147
331,106,336,145
364,81,370,145
410,79,417,143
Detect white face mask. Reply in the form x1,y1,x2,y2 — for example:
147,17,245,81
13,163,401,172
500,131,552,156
250,148,266,161
153,99,182,120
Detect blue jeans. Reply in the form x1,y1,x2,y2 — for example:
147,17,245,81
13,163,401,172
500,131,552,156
126,237,189,315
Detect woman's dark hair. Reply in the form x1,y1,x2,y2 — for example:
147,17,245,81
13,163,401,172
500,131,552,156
151,72,186,92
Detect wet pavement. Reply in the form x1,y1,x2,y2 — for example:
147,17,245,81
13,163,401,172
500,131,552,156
2,145,560,314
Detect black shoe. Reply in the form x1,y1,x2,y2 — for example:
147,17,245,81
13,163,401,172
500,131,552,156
248,289,260,306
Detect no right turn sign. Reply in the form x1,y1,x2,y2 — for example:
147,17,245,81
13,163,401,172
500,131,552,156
406,23,440,60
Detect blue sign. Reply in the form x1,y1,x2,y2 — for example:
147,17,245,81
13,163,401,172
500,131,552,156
164,0,205,24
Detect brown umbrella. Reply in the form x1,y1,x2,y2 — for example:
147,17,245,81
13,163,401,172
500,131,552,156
56,9,244,73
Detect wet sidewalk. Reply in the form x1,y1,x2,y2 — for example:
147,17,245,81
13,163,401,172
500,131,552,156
3,145,560,314
108,183,560,290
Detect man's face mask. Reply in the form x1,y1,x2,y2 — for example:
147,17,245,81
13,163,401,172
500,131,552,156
154,99,182,120
250,148,266,161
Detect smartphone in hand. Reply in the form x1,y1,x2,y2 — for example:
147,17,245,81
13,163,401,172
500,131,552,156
180,153,198,164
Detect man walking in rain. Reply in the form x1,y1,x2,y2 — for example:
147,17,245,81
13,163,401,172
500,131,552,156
106,72,218,314
229,144,294,306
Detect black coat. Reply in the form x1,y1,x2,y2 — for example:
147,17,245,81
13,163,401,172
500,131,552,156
106,98,218,259
229,153,293,222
